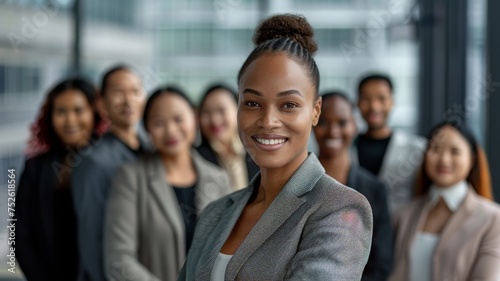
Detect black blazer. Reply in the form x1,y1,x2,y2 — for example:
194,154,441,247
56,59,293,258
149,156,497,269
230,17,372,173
196,141,259,183
15,150,78,281
347,164,393,281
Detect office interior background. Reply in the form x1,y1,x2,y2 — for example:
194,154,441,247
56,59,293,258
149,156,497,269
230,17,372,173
0,0,499,279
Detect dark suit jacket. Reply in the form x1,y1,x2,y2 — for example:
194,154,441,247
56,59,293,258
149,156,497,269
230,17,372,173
179,154,373,280
16,150,77,281
348,165,393,281
196,141,259,183
71,132,149,281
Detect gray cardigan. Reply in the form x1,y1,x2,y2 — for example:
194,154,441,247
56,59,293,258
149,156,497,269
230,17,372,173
178,153,373,281
104,151,231,281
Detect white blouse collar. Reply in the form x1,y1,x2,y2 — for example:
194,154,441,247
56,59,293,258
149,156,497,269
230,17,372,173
429,180,468,212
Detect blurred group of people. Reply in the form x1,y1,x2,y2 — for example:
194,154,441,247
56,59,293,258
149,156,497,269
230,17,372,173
15,65,261,281
14,15,500,281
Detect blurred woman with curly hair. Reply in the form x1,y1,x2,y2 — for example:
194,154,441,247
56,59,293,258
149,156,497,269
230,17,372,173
16,78,106,281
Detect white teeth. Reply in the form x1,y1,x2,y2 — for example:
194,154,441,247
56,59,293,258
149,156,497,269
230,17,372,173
325,139,342,148
255,138,286,145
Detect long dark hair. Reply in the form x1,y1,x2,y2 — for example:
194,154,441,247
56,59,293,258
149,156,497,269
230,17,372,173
27,78,106,157
415,121,493,199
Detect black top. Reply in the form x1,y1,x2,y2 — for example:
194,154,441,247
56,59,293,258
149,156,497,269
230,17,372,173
347,164,393,281
356,134,392,176
53,187,79,281
16,150,80,281
172,184,197,252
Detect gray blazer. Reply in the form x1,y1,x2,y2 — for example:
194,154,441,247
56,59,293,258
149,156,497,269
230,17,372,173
353,130,426,213
104,151,231,281
178,153,373,281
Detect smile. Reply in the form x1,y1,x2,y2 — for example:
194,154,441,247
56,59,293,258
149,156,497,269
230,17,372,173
325,139,342,148
251,135,288,151
255,138,287,145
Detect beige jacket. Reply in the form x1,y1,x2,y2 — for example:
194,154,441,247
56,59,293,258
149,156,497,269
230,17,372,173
390,187,500,281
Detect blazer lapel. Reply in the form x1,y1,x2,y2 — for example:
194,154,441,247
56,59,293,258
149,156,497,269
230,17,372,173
225,153,325,279
378,130,403,178
146,154,186,258
195,188,254,280
433,188,476,258
191,150,226,214
401,198,429,266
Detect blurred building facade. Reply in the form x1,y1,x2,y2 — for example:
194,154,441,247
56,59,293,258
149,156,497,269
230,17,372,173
153,0,419,131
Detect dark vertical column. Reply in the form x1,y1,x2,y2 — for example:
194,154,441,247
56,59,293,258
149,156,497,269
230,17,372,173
72,0,82,75
418,0,467,135
486,0,500,201
258,0,269,21
418,0,445,136
445,0,467,111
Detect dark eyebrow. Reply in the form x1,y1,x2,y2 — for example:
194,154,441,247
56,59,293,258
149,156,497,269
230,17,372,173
242,88,262,96
242,88,303,98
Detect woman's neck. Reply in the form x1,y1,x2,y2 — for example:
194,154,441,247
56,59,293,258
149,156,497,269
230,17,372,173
161,149,197,186
211,135,237,157
255,151,308,207
161,150,193,172
318,151,351,185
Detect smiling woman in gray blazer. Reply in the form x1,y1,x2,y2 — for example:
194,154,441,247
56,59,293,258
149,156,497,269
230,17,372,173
178,14,373,281
104,87,231,281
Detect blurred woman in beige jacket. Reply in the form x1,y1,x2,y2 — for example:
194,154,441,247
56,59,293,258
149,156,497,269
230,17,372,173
390,121,500,281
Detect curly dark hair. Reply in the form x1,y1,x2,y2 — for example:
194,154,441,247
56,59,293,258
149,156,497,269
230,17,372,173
26,78,107,157
238,14,320,97
253,14,317,54
237,14,319,98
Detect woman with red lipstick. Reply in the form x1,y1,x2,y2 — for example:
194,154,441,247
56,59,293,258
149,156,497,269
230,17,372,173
314,91,393,281
178,14,373,281
16,78,106,281
104,86,231,281
390,121,500,281
197,84,259,190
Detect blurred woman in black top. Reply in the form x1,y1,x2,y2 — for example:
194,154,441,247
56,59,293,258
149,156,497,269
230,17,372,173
16,78,106,281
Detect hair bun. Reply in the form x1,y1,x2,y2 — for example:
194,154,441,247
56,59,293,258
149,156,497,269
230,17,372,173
253,14,318,55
